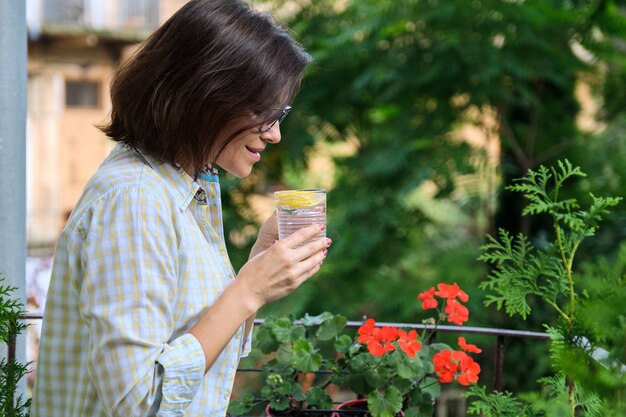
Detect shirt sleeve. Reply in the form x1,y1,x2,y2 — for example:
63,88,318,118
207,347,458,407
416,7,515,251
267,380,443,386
240,324,253,358
77,186,205,417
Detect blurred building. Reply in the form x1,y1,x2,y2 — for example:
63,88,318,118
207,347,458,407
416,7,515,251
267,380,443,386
26,0,187,250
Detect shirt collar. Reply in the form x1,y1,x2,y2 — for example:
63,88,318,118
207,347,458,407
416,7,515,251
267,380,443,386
125,144,202,211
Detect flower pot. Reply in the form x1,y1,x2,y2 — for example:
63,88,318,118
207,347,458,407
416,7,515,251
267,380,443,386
332,399,404,417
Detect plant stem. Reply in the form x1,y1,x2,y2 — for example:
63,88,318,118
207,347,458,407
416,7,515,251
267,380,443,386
566,239,582,317
552,188,578,417
553,223,573,325
568,377,576,417
545,299,571,324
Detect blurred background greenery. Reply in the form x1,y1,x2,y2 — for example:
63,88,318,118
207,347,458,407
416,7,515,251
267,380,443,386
218,0,626,398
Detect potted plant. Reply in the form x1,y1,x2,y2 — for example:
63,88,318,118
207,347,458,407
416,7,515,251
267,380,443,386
334,282,482,417
228,312,351,416
228,283,482,417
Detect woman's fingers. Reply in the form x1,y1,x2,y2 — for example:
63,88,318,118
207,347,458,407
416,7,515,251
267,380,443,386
237,223,332,305
279,223,325,247
291,234,330,261
286,241,329,287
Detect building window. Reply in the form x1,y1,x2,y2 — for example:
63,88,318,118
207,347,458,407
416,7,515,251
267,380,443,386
44,0,85,25
65,80,100,108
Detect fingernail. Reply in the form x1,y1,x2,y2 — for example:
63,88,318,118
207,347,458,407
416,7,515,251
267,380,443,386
325,238,332,246
319,224,326,231
323,249,328,256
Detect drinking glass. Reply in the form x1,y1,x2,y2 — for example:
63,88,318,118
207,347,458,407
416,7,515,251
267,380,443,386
274,189,326,245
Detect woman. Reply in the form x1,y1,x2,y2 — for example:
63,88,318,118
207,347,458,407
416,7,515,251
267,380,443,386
30,1,329,416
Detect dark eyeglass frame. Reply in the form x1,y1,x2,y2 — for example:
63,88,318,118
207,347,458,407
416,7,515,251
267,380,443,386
258,106,291,133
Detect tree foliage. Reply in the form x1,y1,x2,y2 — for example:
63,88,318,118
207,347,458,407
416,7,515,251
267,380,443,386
220,0,626,411
221,0,626,320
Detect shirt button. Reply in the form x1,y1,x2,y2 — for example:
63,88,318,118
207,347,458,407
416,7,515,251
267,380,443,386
223,393,229,401
234,331,240,340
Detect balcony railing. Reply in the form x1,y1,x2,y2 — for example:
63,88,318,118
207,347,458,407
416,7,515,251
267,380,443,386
8,312,551,416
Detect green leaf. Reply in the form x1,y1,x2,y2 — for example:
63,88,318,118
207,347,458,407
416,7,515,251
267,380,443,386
419,377,441,399
404,403,435,417
335,334,353,353
227,393,255,416
275,344,293,365
291,339,323,372
478,230,547,319
368,386,403,417
300,312,334,326
317,314,348,341
256,324,280,354
277,380,302,398
305,386,333,409
347,373,374,396
425,343,452,354
271,317,296,343
396,352,424,380
269,396,291,411
349,341,365,356
292,325,306,340
348,351,374,372
466,385,534,417
404,407,420,417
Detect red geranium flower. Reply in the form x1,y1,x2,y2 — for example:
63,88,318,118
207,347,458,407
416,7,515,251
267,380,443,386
397,329,422,358
417,287,438,310
379,325,399,343
357,320,398,357
455,353,481,386
433,350,457,383
435,283,469,302
357,319,377,344
458,337,482,353
444,299,469,325
366,338,391,356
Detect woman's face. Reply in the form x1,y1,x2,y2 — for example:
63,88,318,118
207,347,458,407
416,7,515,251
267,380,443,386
214,116,282,178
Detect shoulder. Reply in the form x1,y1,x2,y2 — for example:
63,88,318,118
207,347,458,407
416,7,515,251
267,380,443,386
83,144,165,197
66,145,177,231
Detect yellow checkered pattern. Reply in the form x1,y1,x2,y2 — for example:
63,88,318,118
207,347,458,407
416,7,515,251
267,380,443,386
31,144,250,417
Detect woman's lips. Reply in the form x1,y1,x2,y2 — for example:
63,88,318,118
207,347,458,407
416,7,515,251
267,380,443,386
246,146,263,161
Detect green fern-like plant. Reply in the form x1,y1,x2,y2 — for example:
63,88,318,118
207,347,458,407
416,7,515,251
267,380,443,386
466,385,536,417
479,160,621,324
0,277,30,417
537,375,603,417
470,160,623,417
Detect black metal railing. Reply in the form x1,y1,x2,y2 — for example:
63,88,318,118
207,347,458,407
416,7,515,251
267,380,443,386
10,313,550,416
237,318,549,393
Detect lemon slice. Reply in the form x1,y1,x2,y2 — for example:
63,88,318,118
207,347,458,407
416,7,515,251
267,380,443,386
275,190,325,209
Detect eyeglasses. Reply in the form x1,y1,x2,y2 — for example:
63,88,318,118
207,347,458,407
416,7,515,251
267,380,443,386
258,106,291,133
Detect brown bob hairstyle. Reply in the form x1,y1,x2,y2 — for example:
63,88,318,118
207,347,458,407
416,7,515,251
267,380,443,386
99,0,311,174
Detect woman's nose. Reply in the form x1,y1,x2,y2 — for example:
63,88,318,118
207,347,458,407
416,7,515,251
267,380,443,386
260,122,282,144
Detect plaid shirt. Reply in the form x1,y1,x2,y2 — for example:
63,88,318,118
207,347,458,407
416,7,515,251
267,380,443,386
31,143,251,417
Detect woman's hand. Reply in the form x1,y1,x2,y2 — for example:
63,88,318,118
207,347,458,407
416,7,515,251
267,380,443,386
250,213,279,259
189,224,330,372
238,224,331,308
